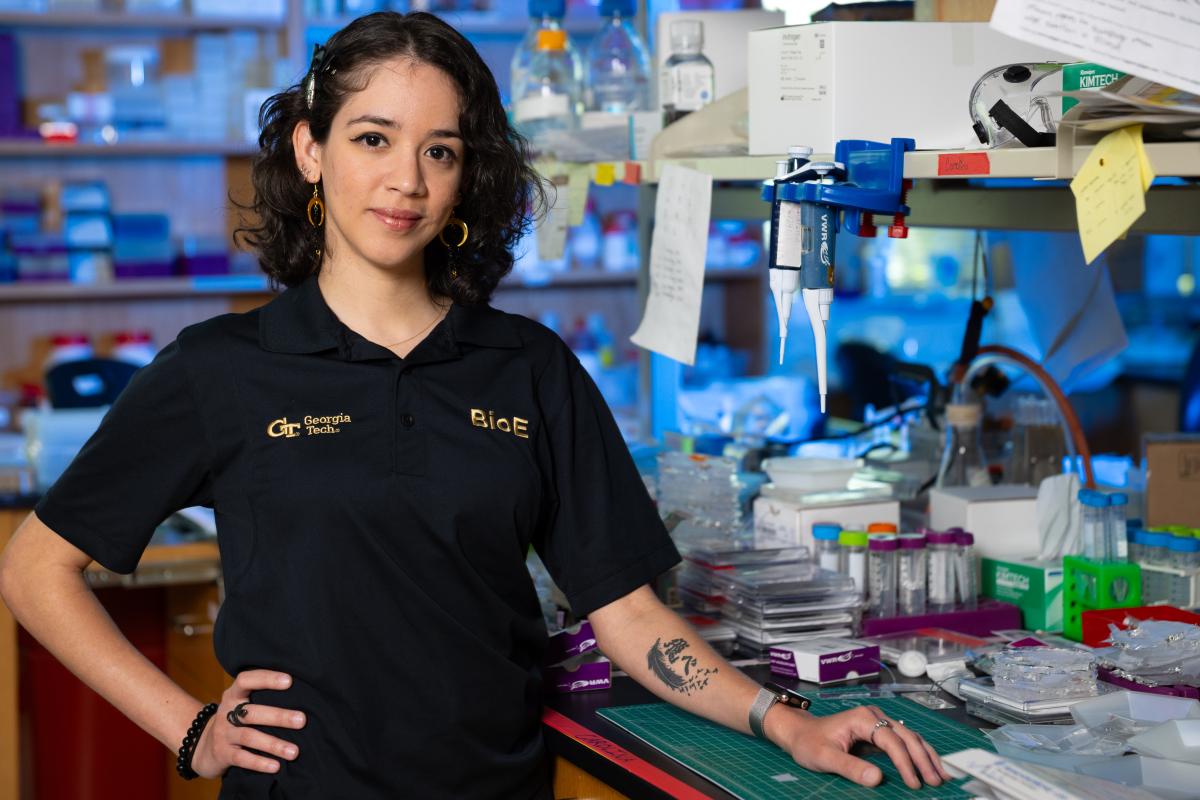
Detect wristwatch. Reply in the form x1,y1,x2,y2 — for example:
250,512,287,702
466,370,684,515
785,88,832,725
748,682,812,740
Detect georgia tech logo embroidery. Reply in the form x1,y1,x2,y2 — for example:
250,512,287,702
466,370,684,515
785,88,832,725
471,408,529,439
267,418,301,438
267,413,352,439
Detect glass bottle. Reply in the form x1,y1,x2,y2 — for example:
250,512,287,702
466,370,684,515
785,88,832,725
660,19,714,125
512,0,581,149
584,0,650,113
936,403,990,488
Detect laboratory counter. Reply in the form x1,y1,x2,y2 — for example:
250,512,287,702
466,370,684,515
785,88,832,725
543,664,990,800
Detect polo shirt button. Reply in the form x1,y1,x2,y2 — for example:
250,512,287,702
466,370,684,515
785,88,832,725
400,413,415,429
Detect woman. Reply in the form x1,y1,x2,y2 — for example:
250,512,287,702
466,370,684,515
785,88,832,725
0,12,949,798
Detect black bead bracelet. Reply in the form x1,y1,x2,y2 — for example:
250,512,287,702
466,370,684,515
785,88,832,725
176,702,219,780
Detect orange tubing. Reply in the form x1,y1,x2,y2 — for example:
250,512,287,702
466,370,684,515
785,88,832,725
975,344,1095,488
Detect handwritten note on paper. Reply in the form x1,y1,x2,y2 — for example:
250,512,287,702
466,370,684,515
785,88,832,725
536,175,569,262
630,165,712,366
1070,126,1152,264
991,0,1200,96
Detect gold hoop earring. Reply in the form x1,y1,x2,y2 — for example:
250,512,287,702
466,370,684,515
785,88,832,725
438,216,468,248
306,184,325,228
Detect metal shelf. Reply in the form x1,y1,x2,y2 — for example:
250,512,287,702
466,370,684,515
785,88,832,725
0,9,284,30
0,139,258,157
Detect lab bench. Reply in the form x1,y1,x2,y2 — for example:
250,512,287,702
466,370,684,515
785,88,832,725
544,663,990,800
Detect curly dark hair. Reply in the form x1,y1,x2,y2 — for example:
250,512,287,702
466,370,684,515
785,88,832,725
233,11,545,305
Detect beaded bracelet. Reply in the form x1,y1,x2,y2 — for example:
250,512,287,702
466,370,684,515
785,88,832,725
176,702,219,780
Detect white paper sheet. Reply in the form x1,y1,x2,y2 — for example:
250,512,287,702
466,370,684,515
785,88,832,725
991,0,1200,96
629,165,712,366
535,176,568,263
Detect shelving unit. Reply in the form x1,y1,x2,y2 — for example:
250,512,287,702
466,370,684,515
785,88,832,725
0,266,761,303
0,9,286,30
0,139,259,157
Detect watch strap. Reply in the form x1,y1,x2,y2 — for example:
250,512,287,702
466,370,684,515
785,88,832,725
748,686,780,740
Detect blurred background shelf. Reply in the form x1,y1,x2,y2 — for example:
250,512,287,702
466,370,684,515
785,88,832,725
0,267,762,303
0,139,258,157
0,10,286,30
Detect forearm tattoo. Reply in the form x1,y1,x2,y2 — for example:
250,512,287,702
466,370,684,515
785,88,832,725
646,637,719,695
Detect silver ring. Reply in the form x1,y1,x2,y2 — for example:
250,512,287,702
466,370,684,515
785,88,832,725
873,718,890,731
897,719,906,726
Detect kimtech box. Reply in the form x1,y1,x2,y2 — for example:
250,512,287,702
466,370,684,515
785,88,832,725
981,558,1064,632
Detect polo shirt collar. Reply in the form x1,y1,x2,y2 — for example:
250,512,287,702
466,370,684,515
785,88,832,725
259,272,522,360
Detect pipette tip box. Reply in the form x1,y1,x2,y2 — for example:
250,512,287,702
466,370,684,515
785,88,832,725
769,638,880,683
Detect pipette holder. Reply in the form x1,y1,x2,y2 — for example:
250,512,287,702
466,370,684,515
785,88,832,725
1063,556,1142,641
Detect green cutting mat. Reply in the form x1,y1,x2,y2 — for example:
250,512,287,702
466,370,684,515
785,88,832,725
597,695,990,800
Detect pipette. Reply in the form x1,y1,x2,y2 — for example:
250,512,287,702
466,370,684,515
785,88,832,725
762,138,917,414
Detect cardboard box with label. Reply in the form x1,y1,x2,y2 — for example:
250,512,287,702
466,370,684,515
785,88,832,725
747,22,1071,154
1145,435,1200,528
753,494,899,551
930,485,1040,561
981,558,1064,632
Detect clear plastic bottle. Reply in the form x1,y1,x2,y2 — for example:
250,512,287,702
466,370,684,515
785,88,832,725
867,535,898,618
1078,489,1107,560
584,0,650,113
1107,492,1129,562
898,533,927,616
955,531,978,610
937,403,990,488
659,19,714,125
838,530,868,598
812,522,841,573
926,530,958,611
512,0,581,147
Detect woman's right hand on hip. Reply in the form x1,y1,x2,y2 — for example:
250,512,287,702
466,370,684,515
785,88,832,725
190,669,307,779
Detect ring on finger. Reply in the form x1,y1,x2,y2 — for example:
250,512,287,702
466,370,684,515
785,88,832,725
869,717,891,742
227,702,251,728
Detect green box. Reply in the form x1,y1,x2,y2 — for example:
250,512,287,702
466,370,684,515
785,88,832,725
982,558,1064,632
1062,63,1125,112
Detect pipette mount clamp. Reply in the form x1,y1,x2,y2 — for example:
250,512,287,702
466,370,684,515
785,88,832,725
762,137,916,412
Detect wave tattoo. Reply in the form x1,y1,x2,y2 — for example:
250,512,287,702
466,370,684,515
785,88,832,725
646,637,718,695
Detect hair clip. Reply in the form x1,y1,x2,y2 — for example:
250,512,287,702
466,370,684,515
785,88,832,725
304,43,328,110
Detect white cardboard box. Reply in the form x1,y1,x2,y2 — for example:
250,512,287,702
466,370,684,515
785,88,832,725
930,485,1040,561
747,22,1071,154
753,495,899,551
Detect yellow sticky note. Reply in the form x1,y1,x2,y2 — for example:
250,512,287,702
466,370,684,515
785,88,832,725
1070,127,1148,265
566,164,590,227
594,162,615,186
1129,124,1155,192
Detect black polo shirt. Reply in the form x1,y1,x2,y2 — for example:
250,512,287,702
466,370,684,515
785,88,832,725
35,273,680,799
